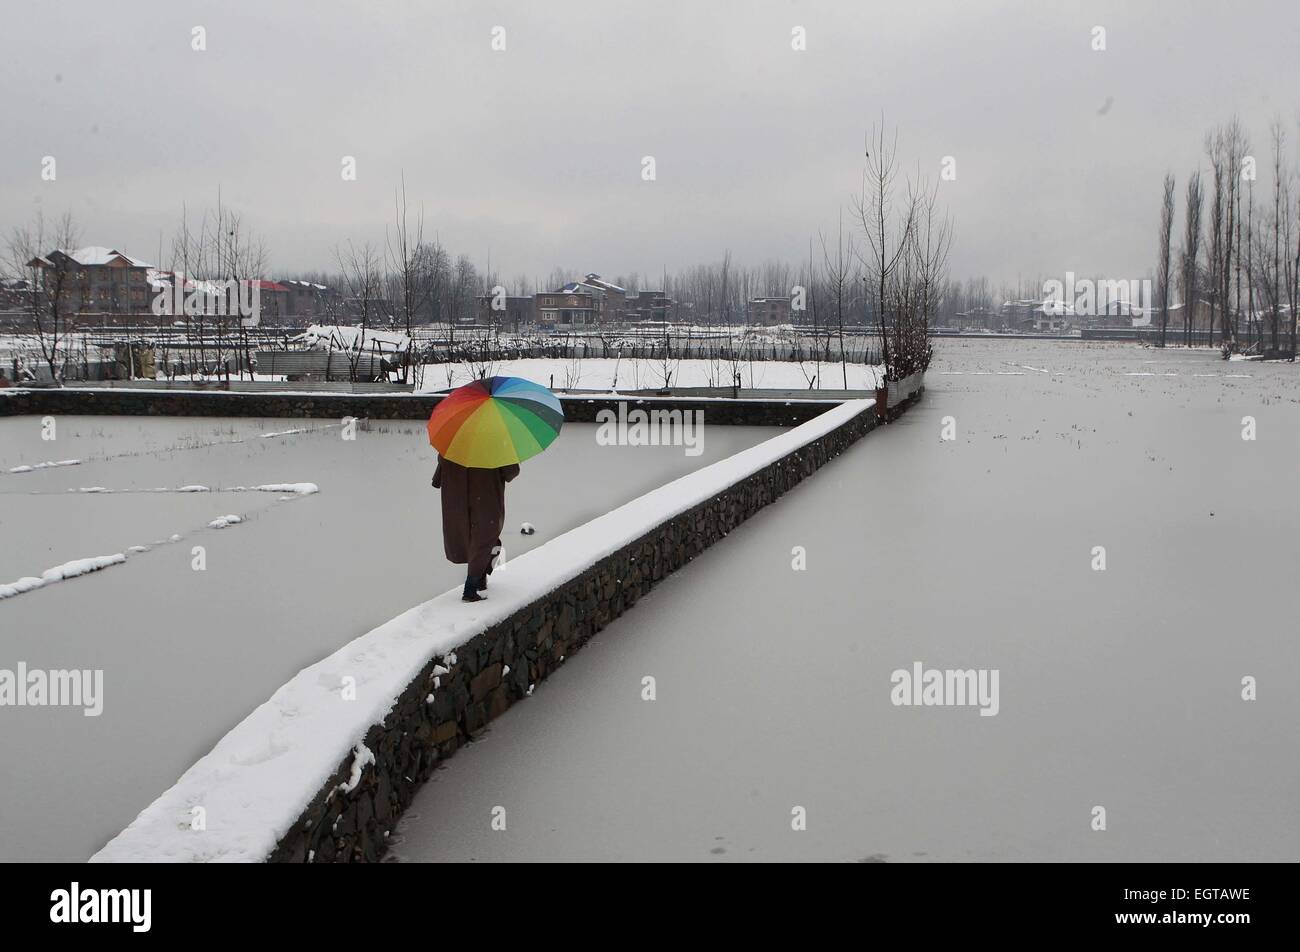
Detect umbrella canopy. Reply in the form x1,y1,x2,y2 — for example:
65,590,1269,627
427,376,564,468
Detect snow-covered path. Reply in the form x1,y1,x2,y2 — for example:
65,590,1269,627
390,343,1300,862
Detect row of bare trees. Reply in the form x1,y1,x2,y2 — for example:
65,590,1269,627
168,191,269,379
1154,116,1300,354
854,119,951,381
5,128,952,388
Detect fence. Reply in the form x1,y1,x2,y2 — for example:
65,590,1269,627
411,336,883,366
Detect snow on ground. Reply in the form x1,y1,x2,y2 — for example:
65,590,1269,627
0,496,312,601
0,553,127,600
293,325,411,353
416,357,884,393
250,483,319,495
54,484,319,496
0,418,341,474
7,459,82,474
89,400,872,862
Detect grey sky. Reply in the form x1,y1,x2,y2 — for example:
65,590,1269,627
2,0,1297,288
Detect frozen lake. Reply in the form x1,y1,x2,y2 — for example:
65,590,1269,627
390,339,1300,862
0,413,779,861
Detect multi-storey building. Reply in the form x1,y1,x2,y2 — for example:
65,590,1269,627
747,296,792,325
27,246,154,315
535,289,598,326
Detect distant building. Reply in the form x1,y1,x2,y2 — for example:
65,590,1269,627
0,278,34,312
747,297,792,325
139,273,292,326
1000,299,1073,332
954,307,998,331
548,274,623,323
249,280,290,320
627,290,673,322
26,246,153,315
535,289,598,327
531,273,629,326
573,274,627,321
281,280,339,321
476,294,534,330
1092,298,1149,328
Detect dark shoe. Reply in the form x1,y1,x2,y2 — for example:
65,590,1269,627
461,590,484,602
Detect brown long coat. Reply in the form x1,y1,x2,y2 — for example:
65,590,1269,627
432,456,520,577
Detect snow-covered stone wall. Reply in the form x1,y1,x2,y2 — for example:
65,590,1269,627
90,393,921,863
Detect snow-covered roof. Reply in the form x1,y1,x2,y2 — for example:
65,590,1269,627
584,273,625,292
554,283,597,296
59,246,153,268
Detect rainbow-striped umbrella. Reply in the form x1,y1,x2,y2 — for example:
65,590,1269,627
427,376,564,468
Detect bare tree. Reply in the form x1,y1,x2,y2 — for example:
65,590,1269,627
385,174,437,383
1246,165,1257,345
855,117,918,381
909,180,952,376
1205,132,1225,345
1270,120,1285,350
219,206,268,381
334,240,384,381
1180,172,1204,346
1224,122,1244,346
1290,124,1300,358
5,211,83,384
819,209,857,388
1157,173,1176,348
168,195,268,380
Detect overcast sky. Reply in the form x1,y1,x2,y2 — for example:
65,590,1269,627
2,0,1297,289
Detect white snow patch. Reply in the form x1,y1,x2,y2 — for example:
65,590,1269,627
260,427,319,438
1,553,127,600
8,459,81,474
253,483,319,495
293,324,411,354
337,744,375,794
207,514,244,529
